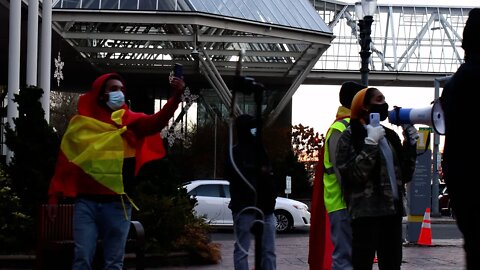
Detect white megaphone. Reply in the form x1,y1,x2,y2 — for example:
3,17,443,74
388,99,445,135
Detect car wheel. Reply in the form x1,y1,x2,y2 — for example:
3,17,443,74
275,210,292,233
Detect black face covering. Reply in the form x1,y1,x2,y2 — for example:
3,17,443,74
369,102,389,121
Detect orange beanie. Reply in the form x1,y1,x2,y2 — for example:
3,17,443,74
350,88,368,121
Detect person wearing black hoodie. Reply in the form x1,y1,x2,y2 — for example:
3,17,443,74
225,114,277,270
440,8,480,270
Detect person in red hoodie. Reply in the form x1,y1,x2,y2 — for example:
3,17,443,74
47,72,185,269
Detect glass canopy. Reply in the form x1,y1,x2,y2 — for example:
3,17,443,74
53,0,330,33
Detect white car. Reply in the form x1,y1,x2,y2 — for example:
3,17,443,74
181,179,311,233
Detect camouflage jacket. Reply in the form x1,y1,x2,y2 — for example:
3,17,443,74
336,125,417,220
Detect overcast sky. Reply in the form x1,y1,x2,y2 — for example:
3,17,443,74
291,0,477,147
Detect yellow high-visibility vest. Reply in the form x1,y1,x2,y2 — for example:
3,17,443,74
323,118,349,213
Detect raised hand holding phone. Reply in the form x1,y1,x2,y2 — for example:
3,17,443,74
365,113,385,144
170,63,185,98
174,63,183,78
369,112,380,127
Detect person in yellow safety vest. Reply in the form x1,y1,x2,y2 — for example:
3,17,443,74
323,81,366,270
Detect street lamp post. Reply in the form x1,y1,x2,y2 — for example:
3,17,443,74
356,0,377,86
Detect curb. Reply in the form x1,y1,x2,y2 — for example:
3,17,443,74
0,252,195,270
403,238,463,247
403,216,456,224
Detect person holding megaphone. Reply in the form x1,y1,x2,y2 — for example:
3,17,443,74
439,8,480,270
335,87,419,270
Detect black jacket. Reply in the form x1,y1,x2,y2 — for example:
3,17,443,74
225,115,277,215
336,122,416,219
440,54,480,201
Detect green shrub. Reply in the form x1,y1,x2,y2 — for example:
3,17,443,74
1,86,59,254
0,166,33,254
4,86,60,221
132,158,221,264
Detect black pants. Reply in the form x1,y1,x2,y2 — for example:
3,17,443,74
351,215,403,270
451,198,480,270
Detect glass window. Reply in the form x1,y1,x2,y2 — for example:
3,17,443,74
101,0,119,10
189,0,221,14
56,0,83,8
79,0,100,9
157,0,177,11
139,0,158,10
119,0,138,10
222,184,231,198
190,184,222,197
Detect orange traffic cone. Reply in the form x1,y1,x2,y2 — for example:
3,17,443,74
417,207,432,246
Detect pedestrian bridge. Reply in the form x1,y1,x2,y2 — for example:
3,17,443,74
308,1,472,87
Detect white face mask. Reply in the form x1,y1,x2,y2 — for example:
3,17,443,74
250,128,257,136
106,90,125,110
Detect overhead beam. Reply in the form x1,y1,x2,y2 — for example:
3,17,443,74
62,31,310,45
75,46,303,57
305,70,452,87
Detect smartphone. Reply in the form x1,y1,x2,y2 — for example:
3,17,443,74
369,113,380,127
173,63,183,78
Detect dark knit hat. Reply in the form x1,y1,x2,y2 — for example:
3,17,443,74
462,8,480,53
235,114,256,142
339,81,367,109
235,114,255,130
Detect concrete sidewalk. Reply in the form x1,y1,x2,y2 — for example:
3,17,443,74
150,216,464,270
0,216,460,270
150,237,464,270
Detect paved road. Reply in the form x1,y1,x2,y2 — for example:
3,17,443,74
150,218,465,270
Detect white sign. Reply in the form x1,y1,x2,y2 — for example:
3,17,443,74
285,176,292,194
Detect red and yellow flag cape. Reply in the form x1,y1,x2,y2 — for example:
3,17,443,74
61,110,129,195
48,109,165,202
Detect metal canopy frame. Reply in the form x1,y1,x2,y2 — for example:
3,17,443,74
51,7,334,125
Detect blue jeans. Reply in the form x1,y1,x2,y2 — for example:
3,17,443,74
72,197,132,270
233,210,276,270
329,208,353,270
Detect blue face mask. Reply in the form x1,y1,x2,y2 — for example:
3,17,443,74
106,90,125,110
250,128,257,137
